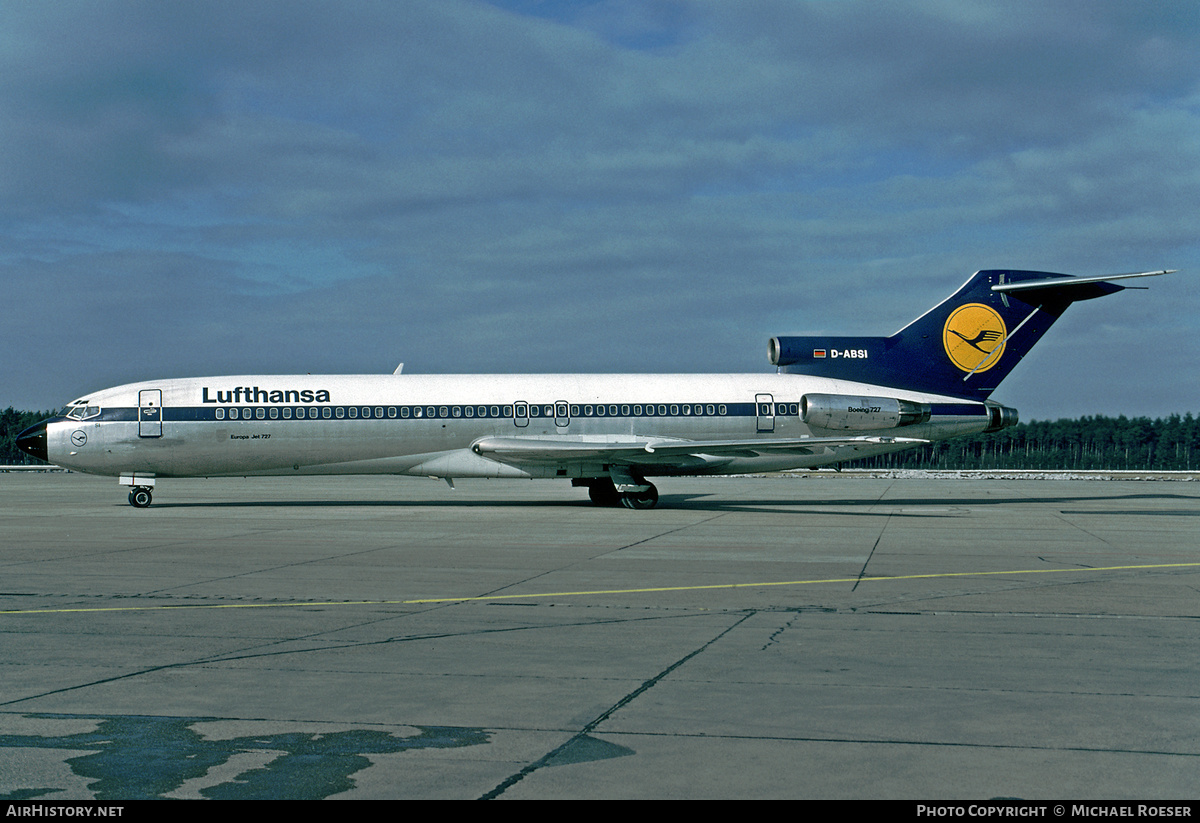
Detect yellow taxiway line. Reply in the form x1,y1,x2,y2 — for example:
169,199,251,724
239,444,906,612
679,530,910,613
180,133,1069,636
3,562,1198,615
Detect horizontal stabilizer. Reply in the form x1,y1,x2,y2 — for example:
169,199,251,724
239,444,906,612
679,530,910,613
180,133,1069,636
991,270,1176,302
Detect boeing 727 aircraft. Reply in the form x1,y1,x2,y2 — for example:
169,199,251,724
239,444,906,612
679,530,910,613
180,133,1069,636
17,268,1176,508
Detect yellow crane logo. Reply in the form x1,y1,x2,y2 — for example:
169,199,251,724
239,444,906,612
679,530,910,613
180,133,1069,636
943,303,1007,373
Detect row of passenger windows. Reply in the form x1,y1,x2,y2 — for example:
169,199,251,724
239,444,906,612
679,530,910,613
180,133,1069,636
209,403,791,421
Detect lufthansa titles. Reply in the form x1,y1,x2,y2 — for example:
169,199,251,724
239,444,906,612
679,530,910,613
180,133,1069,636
202,387,330,404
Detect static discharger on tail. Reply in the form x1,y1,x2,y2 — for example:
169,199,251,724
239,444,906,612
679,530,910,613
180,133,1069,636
18,269,1178,509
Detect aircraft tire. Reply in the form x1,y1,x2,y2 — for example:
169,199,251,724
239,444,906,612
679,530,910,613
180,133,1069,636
620,484,659,510
128,488,153,509
588,480,621,507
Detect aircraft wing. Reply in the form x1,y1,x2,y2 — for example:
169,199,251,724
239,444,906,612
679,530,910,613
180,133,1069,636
471,434,927,464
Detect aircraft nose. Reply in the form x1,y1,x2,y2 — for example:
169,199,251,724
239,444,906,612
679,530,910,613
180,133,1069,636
16,421,48,463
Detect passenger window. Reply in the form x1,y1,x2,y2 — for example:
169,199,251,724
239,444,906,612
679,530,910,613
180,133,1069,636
323,407,332,418
348,407,357,418
269,407,279,419
256,407,265,419
216,408,225,420
283,408,291,419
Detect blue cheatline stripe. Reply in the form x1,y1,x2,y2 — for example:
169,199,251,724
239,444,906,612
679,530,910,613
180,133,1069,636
81,399,987,424
929,404,987,416
96,401,766,423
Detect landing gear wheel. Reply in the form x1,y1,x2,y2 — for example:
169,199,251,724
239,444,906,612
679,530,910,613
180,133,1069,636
620,484,659,510
587,479,621,507
128,487,153,508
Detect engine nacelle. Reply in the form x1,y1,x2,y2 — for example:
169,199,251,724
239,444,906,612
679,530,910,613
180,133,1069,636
768,337,798,367
984,402,1019,432
769,336,887,367
801,393,931,431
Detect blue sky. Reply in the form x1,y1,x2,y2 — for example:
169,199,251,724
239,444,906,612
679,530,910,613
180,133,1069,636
3,0,1198,419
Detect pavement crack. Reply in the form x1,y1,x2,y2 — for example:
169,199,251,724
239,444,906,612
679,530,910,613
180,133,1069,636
852,479,896,592
479,609,756,800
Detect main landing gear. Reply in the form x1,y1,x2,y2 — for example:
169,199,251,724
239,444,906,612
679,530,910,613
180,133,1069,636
580,478,660,509
128,486,153,508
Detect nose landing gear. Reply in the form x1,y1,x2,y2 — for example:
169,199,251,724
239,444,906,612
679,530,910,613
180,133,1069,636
120,475,157,508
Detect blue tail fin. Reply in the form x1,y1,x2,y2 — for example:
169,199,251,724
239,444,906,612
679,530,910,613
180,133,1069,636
769,269,1171,400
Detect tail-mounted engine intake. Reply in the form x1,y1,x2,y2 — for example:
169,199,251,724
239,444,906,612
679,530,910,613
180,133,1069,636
801,394,931,431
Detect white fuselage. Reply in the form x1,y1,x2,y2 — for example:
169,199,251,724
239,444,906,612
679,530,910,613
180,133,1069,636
45,372,994,480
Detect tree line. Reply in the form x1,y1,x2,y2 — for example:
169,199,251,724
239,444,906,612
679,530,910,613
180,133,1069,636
2,406,1198,470
1,408,53,465
844,413,1200,471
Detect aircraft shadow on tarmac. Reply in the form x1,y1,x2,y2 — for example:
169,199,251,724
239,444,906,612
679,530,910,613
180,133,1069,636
136,490,1199,516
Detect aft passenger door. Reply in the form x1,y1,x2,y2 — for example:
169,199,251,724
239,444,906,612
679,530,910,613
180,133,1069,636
139,389,163,438
756,393,775,433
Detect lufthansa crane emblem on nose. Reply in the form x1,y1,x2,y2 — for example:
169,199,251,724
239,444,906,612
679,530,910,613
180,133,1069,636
71,430,88,447
943,303,1007,373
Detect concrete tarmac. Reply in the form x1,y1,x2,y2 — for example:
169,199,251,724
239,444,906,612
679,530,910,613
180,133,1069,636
1,472,1198,800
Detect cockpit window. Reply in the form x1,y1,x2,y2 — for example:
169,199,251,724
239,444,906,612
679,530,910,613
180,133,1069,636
63,404,101,420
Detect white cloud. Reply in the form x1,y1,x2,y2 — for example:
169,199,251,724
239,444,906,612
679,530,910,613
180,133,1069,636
2,1,1197,417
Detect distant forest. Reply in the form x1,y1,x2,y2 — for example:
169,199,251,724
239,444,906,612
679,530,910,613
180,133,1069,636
2,407,1198,471
845,413,1200,471
1,408,52,465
